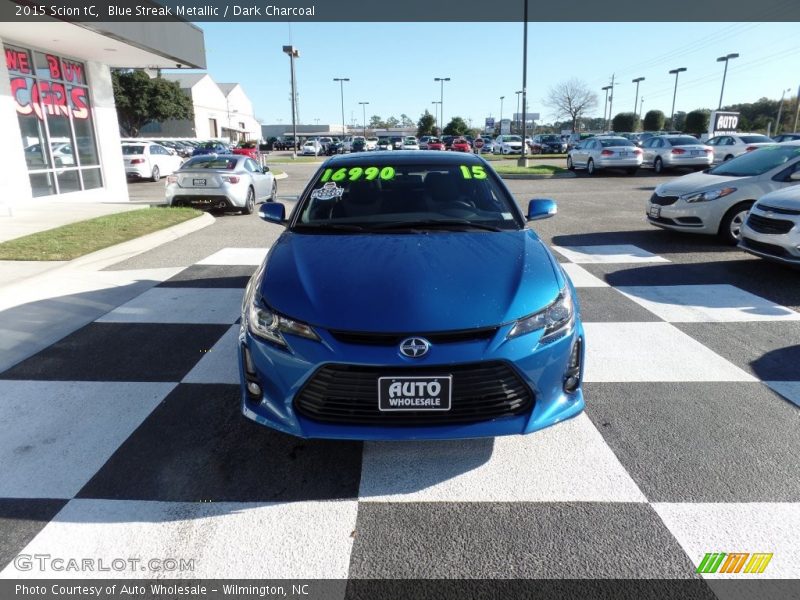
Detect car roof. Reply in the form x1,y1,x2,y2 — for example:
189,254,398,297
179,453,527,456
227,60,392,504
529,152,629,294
322,150,485,166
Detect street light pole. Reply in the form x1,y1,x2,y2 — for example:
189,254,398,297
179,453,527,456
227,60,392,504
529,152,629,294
607,73,616,131
434,77,450,133
632,77,645,122
358,101,369,138
774,87,791,135
514,90,522,134
431,101,441,133
716,53,739,109
518,0,529,167
333,77,349,139
282,45,300,158
794,83,800,133
669,67,687,130
499,96,504,129
601,85,611,132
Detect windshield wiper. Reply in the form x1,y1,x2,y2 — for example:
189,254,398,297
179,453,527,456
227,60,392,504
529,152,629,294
293,223,370,233
369,219,504,232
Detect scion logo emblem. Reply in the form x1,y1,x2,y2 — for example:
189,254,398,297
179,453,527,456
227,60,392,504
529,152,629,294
399,337,430,358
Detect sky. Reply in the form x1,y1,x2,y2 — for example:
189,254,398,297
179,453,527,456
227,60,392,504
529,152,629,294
192,21,799,129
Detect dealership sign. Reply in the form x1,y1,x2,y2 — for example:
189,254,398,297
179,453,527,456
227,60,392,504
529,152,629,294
711,111,739,132
5,47,89,121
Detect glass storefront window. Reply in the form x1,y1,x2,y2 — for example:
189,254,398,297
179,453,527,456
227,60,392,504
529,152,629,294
5,44,102,196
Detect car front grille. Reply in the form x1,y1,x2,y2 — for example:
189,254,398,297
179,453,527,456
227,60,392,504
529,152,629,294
746,214,795,235
295,361,533,426
328,327,497,346
650,193,679,206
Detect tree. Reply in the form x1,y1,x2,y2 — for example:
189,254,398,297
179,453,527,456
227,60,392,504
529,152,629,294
684,109,711,135
672,111,687,132
417,110,436,137
443,116,469,136
543,78,598,133
611,112,639,133
385,116,400,128
369,115,385,128
112,70,193,137
400,113,414,128
643,110,665,132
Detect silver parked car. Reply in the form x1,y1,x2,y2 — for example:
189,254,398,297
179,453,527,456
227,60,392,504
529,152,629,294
166,154,277,215
646,142,800,244
639,135,713,174
705,133,773,163
567,136,643,175
739,185,800,266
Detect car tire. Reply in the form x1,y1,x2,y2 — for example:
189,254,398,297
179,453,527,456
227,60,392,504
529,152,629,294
150,166,160,182
724,154,734,162
587,159,596,175
653,157,664,174
242,187,255,215
718,201,753,245
268,181,277,202
567,156,575,171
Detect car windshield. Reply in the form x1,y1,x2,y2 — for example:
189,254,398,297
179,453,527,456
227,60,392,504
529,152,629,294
429,138,441,143
708,145,800,177
504,136,522,142
181,157,238,170
121,145,145,155
295,162,523,232
599,138,634,147
541,135,560,142
740,135,773,144
198,142,220,149
667,137,702,146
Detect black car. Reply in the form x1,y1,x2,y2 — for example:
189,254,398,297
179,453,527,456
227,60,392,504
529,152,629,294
326,140,345,155
442,135,455,150
351,138,367,152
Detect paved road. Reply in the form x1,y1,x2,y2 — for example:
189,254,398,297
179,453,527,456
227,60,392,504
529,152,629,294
2,161,799,595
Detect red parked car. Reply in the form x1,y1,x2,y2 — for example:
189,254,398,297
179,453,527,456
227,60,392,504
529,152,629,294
427,137,445,151
232,141,260,161
451,138,471,152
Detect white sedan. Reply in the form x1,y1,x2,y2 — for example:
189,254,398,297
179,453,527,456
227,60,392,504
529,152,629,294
122,142,184,182
705,133,774,163
401,137,420,150
567,136,643,175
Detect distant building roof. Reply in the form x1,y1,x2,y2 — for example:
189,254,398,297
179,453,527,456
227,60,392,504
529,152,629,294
218,83,240,96
160,72,208,89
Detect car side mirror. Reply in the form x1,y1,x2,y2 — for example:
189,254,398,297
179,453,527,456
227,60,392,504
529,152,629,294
790,171,800,181
527,198,557,221
262,165,270,173
259,203,286,224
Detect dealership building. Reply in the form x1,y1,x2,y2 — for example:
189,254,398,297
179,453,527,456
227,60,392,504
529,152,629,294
0,21,205,205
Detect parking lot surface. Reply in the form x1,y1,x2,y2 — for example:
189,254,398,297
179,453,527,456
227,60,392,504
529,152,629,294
1,163,798,587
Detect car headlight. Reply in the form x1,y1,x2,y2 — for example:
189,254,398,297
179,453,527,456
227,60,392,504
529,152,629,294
247,297,319,347
507,286,574,344
680,187,737,203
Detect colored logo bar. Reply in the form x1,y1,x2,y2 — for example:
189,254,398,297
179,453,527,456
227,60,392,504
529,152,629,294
697,552,773,574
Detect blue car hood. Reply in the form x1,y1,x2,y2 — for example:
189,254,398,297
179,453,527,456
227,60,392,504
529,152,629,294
260,230,562,332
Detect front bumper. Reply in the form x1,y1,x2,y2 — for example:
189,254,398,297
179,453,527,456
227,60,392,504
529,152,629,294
646,194,733,235
739,212,800,265
239,320,585,440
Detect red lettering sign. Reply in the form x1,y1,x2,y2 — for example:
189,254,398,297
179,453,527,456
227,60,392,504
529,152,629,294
11,76,89,121
5,48,31,74
62,60,84,84
46,54,61,80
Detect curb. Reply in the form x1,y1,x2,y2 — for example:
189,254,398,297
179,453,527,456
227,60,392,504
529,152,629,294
498,172,576,180
0,211,215,288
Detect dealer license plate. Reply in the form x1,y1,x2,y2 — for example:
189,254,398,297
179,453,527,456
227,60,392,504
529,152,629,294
378,376,452,412
649,205,661,219
192,178,207,186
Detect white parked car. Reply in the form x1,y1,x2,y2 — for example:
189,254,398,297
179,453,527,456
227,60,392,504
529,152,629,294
365,137,379,151
639,135,713,174
740,185,800,266
492,135,523,155
122,142,184,182
705,133,774,163
401,136,420,150
301,140,323,156
567,136,643,175
646,141,800,244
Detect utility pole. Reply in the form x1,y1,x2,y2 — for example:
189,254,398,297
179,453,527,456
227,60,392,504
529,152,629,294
632,77,645,122
601,85,612,132
359,101,369,137
333,77,349,139
607,73,616,132
435,77,450,133
794,83,800,132
776,88,791,135
282,45,299,158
